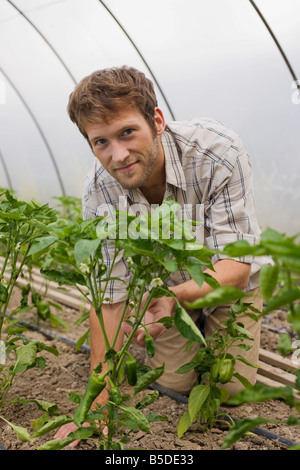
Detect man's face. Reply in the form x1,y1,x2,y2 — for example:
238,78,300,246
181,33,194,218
85,106,165,190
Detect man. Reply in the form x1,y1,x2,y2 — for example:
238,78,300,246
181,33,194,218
55,65,267,443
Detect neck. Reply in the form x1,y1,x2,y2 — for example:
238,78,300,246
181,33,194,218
140,184,166,205
140,138,166,205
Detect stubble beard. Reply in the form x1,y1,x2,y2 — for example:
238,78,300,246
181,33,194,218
110,137,159,190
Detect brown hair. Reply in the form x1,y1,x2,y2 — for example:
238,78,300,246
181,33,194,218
67,66,158,139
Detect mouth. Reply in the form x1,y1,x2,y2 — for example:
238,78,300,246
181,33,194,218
115,161,138,174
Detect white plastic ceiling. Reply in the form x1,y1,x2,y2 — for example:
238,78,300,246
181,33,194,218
0,0,299,234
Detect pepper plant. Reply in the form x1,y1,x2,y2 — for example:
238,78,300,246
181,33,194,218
216,228,300,449
176,228,300,444
176,293,260,437
52,195,82,221
0,189,60,439
31,199,218,450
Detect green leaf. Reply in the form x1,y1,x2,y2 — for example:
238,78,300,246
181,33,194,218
74,238,101,265
174,304,206,345
35,356,46,370
146,412,168,423
33,415,73,437
14,342,38,373
222,239,261,257
263,289,300,314
37,436,76,450
37,428,93,450
177,411,192,438
28,235,58,256
8,397,59,417
185,286,246,310
279,255,300,274
261,228,284,243
41,268,86,286
232,372,252,389
49,312,69,330
176,361,196,375
219,387,230,404
135,391,159,410
75,329,90,352
188,384,210,422
0,284,8,303
221,417,270,449
160,258,178,272
259,264,279,302
228,383,295,405
278,333,293,357
119,405,151,433
203,273,220,290
27,399,59,415
183,257,204,287
235,355,259,368
157,316,174,329
11,423,34,442
49,218,78,238
0,417,33,442
134,364,165,395
38,343,59,357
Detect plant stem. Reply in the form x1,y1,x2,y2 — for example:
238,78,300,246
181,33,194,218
111,274,139,350
3,243,31,321
86,275,110,351
116,287,157,375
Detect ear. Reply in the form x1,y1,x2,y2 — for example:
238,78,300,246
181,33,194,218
154,108,166,135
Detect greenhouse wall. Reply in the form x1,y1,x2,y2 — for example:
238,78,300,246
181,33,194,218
0,0,299,234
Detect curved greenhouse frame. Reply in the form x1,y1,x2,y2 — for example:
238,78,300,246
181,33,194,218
0,0,299,233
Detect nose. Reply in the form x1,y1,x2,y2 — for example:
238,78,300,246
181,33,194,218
111,141,130,163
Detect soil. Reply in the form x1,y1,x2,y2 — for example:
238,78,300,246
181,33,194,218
1,287,300,452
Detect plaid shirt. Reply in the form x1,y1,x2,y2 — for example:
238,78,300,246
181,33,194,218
82,117,269,313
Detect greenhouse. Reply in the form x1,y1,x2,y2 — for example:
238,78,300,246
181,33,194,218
0,0,299,453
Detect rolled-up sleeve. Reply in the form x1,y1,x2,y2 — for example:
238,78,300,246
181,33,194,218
204,137,270,285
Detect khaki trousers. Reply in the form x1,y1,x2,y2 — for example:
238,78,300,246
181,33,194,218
145,288,262,397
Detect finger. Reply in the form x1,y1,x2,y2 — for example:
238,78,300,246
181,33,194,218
68,439,80,448
147,323,166,340
54,422,78,440
121,322,165,347
134,329,146,347
53,424,79,447
121,323,145,342
121,322,132,336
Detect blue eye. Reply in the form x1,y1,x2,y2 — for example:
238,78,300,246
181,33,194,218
123,129,133,136
96,138,107,145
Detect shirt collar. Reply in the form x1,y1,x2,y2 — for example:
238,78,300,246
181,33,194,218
161,127,187,191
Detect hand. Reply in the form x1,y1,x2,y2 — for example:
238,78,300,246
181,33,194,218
122,293,175,347
53,420,108,448
53,421,87,448
53,392,109,448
